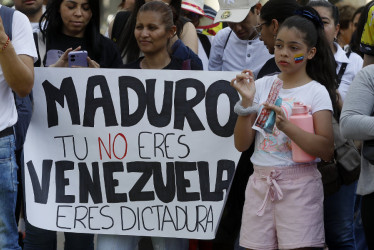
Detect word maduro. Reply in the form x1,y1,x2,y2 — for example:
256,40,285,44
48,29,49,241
27,160,235,204
42,75,239,137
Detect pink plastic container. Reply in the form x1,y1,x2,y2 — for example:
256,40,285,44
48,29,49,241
289,102,316,162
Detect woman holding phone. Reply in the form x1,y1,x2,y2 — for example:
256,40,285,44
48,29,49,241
34,0,122,68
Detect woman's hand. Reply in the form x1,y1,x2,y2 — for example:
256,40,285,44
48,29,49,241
87,57,100,68
50,46,81,67
263,102,288,131
230,69,256,107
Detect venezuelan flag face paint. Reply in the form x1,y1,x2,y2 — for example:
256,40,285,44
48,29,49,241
294,54,304,63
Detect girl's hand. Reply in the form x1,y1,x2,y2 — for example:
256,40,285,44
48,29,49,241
263,102,288,131
230,69,256,107
50,46,81,67
87,57,100,68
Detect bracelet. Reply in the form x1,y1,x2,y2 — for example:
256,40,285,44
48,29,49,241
1,36,10,52
234,100,259,116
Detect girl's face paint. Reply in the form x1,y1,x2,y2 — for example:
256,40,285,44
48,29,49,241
294,53,304,63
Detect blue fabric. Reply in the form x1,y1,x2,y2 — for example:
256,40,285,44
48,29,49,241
171,39,203,70
354,195,368,250
96,234,189,250
14,92,33,151
0,134,21,250
24,220,94,250
324,181,357,250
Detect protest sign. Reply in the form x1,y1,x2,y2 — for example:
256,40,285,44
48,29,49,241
24,68,241,239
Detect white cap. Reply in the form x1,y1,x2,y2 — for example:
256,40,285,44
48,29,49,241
214,0,259,23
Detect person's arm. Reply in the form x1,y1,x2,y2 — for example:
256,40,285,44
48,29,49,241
231,69,257,151
179,22,198,54
107,18,114,39
340,65,374,140
265,103,334,162
0,16,34,97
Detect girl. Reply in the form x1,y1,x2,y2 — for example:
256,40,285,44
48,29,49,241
225,1,301,248
257,0,300,78
231,7,337,249
35,0,122,68
97,2,199,250
308,2,364,249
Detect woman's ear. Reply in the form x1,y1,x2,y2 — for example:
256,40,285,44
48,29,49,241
169,25,177,38
272,19,279,36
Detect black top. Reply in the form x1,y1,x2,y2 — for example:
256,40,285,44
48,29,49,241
41,32,122,68
257,57,280,79
122,56,202,70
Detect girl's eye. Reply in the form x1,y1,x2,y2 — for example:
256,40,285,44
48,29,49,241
291,46,298,50
275,44,282,49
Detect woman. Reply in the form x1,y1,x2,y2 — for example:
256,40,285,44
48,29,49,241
35,0,122,68
111,0,200,65
122,1,201,70
24,1,121,248
340,65,374,249
309,1,363,249
97,2,201,249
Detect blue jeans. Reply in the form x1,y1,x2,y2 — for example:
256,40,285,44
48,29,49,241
354,195,368,250
97,234,189,250
324,181,357,250
0,135,21,250
23,219,94,250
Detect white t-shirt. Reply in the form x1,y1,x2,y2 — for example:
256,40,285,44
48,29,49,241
0,6,38,131
208,27,272,78
334,42,363,101
250,74,333,167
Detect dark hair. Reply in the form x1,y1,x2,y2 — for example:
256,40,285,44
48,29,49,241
40,0,101,60
352,6,364,23
139,1,174,31
280,7,339,119
337,4,356,30
117,0,182,62
349,6,365,57
260,0,300,25
307,0,339,26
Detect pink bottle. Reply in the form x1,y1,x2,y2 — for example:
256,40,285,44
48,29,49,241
289,102,316,162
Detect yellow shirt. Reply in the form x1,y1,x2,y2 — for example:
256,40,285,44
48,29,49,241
361,2,374,55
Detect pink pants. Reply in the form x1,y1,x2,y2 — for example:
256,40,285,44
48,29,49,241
240,164,325,250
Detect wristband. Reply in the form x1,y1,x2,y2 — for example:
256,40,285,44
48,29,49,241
234,100,259,116
1,36,10,52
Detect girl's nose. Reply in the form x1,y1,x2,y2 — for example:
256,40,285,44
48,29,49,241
74,7,82,16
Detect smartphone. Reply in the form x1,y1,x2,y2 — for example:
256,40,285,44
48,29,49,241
68,50,88,67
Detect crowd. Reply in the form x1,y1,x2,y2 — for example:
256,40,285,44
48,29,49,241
0,0,373,249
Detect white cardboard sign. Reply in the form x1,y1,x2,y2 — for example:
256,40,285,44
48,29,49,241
24,68,241,239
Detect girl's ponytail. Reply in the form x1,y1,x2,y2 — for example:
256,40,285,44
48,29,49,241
281,7,339,120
